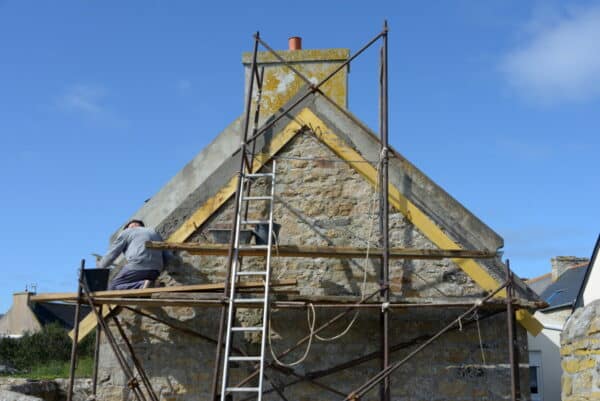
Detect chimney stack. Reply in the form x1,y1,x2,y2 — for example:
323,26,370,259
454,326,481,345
551,256,589,281
288,36,302,51
242,41,349,124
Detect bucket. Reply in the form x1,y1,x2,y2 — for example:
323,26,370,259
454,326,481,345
83,268,110,292
208,229,253,244
253,223,281,245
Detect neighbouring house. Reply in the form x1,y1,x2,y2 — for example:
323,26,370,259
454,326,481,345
574,235,600,309
86,38,543,401
526,254,593,401
0,291,90,338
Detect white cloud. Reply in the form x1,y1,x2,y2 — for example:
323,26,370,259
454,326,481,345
501,5,600,103
58,84,107,114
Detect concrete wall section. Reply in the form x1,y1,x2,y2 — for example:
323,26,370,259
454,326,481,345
0,293,41,337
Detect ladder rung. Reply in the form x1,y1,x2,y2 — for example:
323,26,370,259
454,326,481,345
245,172,274,178
226,387,260,392
231,326,263,332
233,298,266,304
237,271,267,276
229,356,261,362
242,196,272,201
241,220,270,225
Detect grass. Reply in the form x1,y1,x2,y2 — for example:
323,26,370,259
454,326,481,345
4,357,94,380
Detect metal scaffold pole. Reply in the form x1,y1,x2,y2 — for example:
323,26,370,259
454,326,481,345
378,19,391,401
91,318,101,397
66,260,84,401
505,259,521,401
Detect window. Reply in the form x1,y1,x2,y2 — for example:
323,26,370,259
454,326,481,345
529,351,543,401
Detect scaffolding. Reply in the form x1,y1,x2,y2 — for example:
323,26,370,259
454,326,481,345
52,23,540,401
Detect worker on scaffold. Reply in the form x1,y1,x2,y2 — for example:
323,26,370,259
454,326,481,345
98,219,166,290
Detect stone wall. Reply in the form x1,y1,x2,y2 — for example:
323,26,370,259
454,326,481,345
97,130,528,400
561,299,600,400
97,308,528,401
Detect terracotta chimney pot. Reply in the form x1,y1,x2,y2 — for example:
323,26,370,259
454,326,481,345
288,36,302,51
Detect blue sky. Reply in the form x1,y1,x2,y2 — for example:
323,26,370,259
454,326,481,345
1,1,598,313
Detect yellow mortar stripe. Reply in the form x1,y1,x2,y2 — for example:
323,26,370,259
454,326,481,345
168,176,239,243
563,350,600,356
516,309,543,335
297,108,542,335
168,117,304,243
562,339,600,355
69,305,116,343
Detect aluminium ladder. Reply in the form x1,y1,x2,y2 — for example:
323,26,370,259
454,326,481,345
220,160,277,401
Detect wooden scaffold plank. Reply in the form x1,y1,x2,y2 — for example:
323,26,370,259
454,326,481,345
146,242,498,260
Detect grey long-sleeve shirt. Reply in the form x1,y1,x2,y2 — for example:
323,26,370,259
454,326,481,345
98,226,165,271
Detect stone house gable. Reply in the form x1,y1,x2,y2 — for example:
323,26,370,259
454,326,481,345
94,90,541,401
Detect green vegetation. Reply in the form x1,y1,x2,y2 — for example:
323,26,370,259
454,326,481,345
16,357,94,380
0,323,95,378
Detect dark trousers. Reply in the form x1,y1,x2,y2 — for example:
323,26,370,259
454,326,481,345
108,267,160,290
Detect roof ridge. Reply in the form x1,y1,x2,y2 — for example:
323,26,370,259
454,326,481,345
526,261,589,283
526,272,551,284
569,261,589,269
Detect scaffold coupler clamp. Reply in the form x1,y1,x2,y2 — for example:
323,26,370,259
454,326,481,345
127,378,140,389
